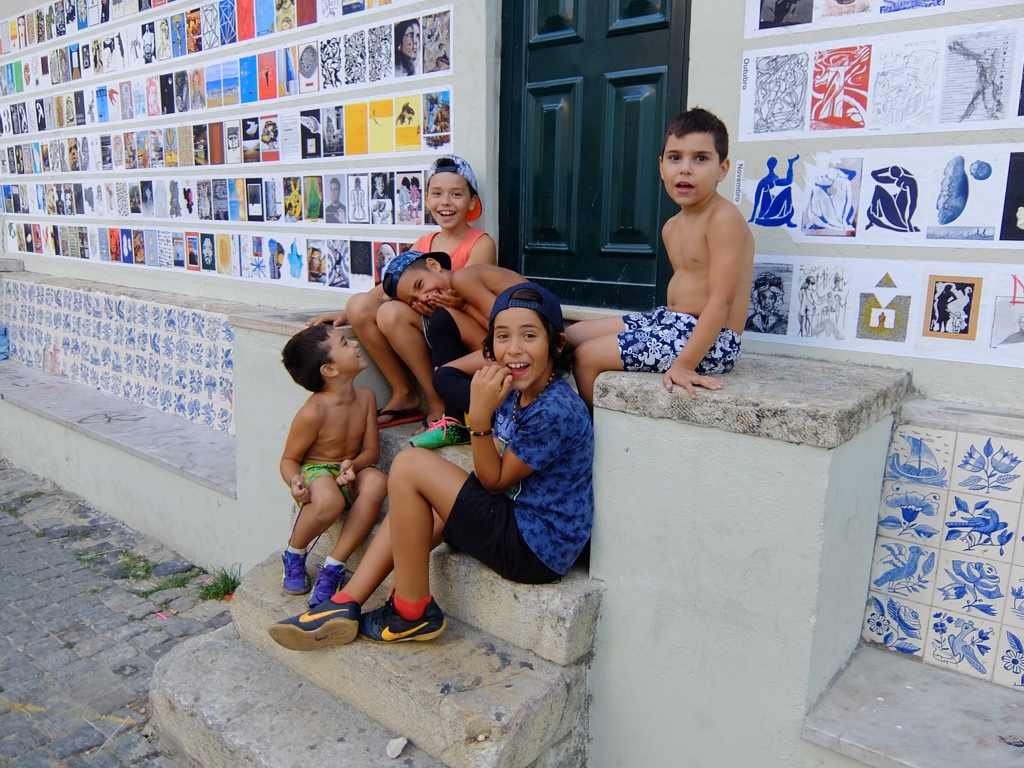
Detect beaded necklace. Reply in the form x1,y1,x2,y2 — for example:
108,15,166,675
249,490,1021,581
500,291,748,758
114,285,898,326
511,371,557,425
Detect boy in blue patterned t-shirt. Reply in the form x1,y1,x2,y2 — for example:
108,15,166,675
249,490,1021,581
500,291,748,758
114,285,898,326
268,283,594,650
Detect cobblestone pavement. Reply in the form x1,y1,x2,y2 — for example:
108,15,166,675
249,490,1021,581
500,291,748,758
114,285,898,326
0,457,233,768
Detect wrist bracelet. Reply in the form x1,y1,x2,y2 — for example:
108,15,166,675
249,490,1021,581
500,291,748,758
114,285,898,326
469,428,493,437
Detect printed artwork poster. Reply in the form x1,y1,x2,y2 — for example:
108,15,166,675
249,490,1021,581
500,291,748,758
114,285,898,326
794,264,851,341
370,171,394,225
308,238,326,283
246,177,264,220
186,7,202,53
297,40,320,93
216,232,232,273
999,152,1024,241
133,228,148,263
369,99,394,154
193,123,209,165
237,0,255,41
750,52,809,135
422,94,451,150
301,175,321,221
158,230,174,268
822,0,870,17
423,11,450,73
276,0,297,32
239,55,259,103
260,115,280,161
319,35,344,90
745,261,793,335
190,67,206,111
758,0,812,30
366,23,392,83
347,173,369,223
869,38,940,129
213,178,230,220
811,45,870,130
922,275,983,340
989,293,1024,349
323,104,344,157
242,116,261,162
297,0,316,26
225,119,242,163
205,63,223,108
221,59,240,106
255,0,274,37
156,17,172,60
173,70,190,114
264,176,283,221
326,239,350,288
373,241,398,283
201,4,221,50
300,108,322,158
185,231,200,270
395,95,420,151
173,232,186,268
208,121,225,165
939,29,1016,125
800,157,862,236
177,124,195,166
257,51,277,100
197,180,213,221
278,45,298,97
283,175,302,221
394,18,420,78
324,175,347,223
925,151,1003,243
343,30,366,86
200,231,216,270
170,14,186,58
219,0,238,46
395,171,423,225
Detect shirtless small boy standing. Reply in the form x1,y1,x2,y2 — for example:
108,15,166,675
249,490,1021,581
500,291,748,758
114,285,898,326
279,325,388,607
569,108,755,406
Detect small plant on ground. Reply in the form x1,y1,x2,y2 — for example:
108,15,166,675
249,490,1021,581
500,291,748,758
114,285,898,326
88,585,108,595
118,551,154,580
75,549,112,565
1,504,18,518
32,529,45,537
126,568,205,599
198,566,242,601
65,529,92,539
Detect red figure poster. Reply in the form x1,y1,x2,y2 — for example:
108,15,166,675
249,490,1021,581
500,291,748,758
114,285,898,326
811,45,871,131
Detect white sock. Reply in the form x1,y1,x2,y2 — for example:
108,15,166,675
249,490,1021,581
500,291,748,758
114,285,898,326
324,556,344,568
286,545,305,555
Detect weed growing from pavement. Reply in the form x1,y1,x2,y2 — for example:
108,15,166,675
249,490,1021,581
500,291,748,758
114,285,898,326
1,504,17,517
118,551,154,580
198,566,241,601
127,568,205,599
88,585,109,594
75,549,111,565
65,529,92,538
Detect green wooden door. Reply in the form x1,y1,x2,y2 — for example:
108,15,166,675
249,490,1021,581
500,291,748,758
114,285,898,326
499,0,689,309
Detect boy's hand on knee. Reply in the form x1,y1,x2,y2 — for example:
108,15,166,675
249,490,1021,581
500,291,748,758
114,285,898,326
289,475,310,504
663,363,723,400
338,460,356,487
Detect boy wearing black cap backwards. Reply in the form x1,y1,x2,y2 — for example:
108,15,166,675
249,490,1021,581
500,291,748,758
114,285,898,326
307,156,495,430
268,283,594,649
378,251,526,449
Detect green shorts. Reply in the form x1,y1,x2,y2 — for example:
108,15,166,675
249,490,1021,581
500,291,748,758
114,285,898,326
300,462,382,507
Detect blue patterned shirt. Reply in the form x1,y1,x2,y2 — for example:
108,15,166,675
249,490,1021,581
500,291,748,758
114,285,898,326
493,378,594,575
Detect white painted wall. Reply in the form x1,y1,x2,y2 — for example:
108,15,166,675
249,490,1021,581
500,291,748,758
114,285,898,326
0,0,500,315
686,0,1024,411
586,408,892,767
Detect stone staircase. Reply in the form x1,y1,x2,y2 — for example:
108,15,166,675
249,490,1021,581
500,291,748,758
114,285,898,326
150,424,602,768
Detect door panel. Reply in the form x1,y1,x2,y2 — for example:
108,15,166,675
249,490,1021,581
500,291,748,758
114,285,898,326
500,0,689,310
524,78,582,252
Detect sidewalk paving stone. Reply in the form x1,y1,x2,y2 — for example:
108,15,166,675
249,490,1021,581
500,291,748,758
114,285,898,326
0,457,232,768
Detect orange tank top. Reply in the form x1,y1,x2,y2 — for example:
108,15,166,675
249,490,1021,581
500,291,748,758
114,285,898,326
414,228,487,271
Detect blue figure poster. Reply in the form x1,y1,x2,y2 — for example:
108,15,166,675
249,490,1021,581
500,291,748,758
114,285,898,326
802,158,861,237
749,156,798,228
865,166,919,233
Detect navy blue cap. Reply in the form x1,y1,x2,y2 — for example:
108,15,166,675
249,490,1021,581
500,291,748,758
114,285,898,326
381,250,452,300
489,282,564,333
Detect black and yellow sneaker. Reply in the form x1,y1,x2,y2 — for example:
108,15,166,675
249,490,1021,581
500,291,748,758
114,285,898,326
358,597,448,643
267,599,360,652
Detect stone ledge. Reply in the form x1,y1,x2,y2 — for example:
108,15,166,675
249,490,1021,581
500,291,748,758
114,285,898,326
229,307,341,337
803,644,1024,768
593,354,911,449
0,360,236,496
0,257,25,271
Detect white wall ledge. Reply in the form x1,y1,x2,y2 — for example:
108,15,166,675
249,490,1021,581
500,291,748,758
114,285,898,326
804,644,1024,768
593,354,912,449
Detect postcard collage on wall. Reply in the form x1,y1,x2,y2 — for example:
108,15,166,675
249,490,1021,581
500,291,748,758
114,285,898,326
0,0,454,293
740,1,1024,369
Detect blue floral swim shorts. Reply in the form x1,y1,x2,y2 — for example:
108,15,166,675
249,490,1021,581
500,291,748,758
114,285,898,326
617,307,741,375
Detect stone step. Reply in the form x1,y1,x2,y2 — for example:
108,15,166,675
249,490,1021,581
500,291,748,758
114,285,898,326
378,420,474,473
229,556,587,768
150,624,447,768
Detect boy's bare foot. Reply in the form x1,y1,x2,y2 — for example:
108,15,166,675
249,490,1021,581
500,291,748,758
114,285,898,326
377,391,424,425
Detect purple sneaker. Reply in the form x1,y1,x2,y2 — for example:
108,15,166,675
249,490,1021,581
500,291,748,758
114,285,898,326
281,549,311,595
309,563,348,607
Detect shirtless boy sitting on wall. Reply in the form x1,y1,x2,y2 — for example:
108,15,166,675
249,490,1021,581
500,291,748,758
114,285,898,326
568,108,755,407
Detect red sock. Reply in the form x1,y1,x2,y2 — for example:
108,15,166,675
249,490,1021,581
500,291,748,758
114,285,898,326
330,591,357,605
393,593,431,621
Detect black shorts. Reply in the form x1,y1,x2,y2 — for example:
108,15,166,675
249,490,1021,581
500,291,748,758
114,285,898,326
443,474,560,584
